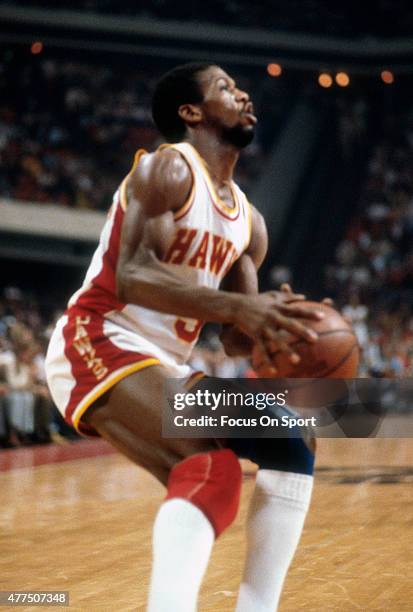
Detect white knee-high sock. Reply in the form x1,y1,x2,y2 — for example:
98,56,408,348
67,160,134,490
147,498,215,612
236,469,314,612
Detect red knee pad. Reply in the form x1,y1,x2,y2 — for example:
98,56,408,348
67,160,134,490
165,449,242,537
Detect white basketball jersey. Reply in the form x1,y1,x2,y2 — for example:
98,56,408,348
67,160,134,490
68,142,252,364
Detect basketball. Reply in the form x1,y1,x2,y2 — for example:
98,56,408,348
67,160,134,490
252,301,359,378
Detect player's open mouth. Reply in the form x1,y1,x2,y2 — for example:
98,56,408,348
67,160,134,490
241,102,257,124
241,112,258,125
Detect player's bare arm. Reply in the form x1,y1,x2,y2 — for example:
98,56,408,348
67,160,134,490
219,205,269,356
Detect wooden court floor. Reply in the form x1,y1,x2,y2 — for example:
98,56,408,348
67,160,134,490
0,438,412,611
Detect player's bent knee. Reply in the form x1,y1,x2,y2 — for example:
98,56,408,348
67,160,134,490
165,449,242,538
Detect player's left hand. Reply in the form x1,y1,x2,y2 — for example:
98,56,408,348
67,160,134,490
320,296,355,327
278,283,306,302
220,284,308,358
322,297,334,306
282,284,335,307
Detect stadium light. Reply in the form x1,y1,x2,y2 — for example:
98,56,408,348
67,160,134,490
31,41,43,55
381,70,394,84
318,73,333,88
335,72,350,87
267,63,282,77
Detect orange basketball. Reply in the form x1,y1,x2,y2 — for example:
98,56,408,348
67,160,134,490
252,301,359,378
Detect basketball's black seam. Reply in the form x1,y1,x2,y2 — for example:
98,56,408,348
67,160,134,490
271,341,359,379
322,342,359,378
270,332,359,378
269,330,357,358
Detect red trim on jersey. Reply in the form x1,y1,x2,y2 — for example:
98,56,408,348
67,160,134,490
203,181,241,221
174,199,195,221
76,199,126,315
211,200,240,221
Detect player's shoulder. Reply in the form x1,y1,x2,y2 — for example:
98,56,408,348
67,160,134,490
128,145,193,215
135,146,191,185
250,205,266,234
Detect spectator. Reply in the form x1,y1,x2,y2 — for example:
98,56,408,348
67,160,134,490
342,291,369,349
3,344,37,444
326,106,413,377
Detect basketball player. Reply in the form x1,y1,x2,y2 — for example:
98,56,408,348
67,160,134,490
46,63,319,611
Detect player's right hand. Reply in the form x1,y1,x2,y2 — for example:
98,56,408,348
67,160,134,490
233,292,324,373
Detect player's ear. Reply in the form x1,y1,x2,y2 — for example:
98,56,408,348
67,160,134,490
178,104,203,128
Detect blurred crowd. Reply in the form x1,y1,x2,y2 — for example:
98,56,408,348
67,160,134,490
0,54,264,211
0,287,74,449
325,108,413,376
0,57,159,210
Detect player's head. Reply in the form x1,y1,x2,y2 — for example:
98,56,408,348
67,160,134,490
152,63,256,148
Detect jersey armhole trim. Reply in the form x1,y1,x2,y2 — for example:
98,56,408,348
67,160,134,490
244,199,253,252
119,148,148,211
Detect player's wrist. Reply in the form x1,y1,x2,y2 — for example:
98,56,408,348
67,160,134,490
229,294,253,328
